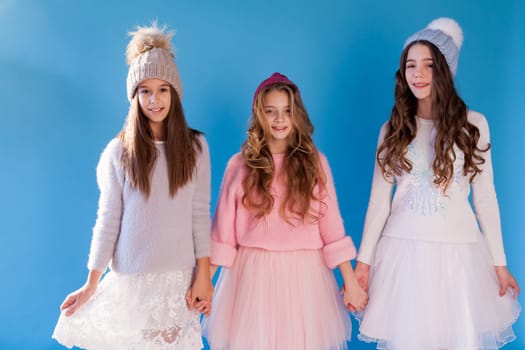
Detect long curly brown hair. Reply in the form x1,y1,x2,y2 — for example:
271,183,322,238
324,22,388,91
241,83,326,223
120,86,202,197
377,40,489,190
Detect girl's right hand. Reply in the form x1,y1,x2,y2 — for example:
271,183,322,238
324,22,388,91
343,279,368,312
354,261,371,292
60,283,97,316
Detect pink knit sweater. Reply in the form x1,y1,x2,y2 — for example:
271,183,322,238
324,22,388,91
211,152,356,269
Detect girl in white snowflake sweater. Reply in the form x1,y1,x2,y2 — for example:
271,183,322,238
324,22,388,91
354,18,520,350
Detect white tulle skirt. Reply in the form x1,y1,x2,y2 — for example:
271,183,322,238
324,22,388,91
52,269,203,350
355,236,521,350
202,246,352,350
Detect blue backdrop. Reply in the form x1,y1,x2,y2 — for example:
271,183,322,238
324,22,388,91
0,0,523,349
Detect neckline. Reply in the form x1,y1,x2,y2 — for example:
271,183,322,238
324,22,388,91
272,152,286,163
416,116,434,125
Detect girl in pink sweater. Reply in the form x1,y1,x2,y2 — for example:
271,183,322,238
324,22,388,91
202,72,367,350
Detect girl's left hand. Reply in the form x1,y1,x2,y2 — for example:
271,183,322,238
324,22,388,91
185,273,214,316
495,266,520,299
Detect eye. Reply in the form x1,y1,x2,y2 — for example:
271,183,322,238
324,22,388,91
406,64,415,69
427,63,433,68
160,87,170,93
139,88,150,95
264,108,275,116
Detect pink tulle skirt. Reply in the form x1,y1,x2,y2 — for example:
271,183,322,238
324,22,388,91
355,236,521,350
202,246,352,350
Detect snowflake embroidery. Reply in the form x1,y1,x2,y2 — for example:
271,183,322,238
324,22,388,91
402,142,445,216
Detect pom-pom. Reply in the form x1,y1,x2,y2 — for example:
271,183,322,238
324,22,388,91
126,21,175,65
427,17,463,50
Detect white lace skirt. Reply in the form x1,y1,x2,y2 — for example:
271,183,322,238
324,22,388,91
52,269,203,350
355,236,521,350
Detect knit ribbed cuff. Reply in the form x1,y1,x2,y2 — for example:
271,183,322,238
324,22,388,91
322,237,356,269
210,240,238,268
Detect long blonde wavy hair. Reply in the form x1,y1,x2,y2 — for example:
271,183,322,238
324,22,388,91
241,83,326,223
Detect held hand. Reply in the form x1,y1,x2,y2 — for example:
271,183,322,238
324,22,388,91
354,261,371,292
343,279,368,313
495,266,520,299
60,283,97,316
340,285,356,313
185,273,214,316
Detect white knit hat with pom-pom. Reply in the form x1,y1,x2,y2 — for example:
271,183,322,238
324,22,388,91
126,22,182,102
404,18,463,76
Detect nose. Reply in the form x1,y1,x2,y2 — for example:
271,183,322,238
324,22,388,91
414,65,424,78
149,93,157,104
275,111,284,122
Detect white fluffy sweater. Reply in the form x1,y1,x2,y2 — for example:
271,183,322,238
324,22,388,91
87,135,211,273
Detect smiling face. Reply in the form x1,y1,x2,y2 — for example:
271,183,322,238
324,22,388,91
405,43,434,103
137,78,172,139
262,89,294,153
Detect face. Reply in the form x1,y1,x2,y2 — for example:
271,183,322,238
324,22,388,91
405,43,433,102
137,79,171,137
262,89,294,153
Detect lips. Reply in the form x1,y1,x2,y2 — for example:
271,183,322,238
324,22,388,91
413,83,429,88
272,126,288,132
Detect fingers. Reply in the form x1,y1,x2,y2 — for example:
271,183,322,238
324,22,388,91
352,299,368,312
65,303,78,316
65,297,84,316
509,280,520,299
346,300,366,313
195,299,211,316
185,289,193,309
514,285,520,299
61,294,85,316
346,303,356,313
60,295,76,311
186,288,213,315
498,280,519,298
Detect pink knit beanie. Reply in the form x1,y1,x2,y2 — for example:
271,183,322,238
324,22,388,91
252,72,299,110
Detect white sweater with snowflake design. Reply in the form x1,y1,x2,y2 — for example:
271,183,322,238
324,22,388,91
357,111,507,266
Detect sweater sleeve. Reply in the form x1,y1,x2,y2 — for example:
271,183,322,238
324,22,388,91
318,154,357,269
87,139,124,272
470,112,507,266
192,135,212,259
210,155,241,267
357,124,394,265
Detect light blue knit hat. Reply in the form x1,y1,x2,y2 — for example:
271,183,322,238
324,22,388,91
404,18,463,76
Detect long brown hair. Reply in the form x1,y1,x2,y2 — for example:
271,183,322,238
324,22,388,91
120,86,202,197
378,40,489,190
241,83,326,222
